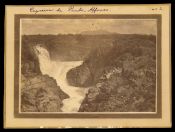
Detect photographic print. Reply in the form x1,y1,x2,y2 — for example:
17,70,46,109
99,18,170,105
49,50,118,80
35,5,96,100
20,18,158,113
4,5,171,128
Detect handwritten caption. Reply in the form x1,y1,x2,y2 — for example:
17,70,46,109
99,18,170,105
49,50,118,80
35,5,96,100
151,7,163,11
30,6,110,14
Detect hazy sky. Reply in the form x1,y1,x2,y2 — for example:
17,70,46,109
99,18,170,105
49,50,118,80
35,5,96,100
21,19,157,35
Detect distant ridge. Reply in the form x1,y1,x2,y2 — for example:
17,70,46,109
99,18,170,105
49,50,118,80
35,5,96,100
80,30,117,35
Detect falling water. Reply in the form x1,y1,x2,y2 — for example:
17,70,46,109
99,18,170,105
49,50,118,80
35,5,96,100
35,45,88,112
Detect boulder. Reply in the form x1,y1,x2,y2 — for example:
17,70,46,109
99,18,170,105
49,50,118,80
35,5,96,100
66,64,93,87
21,74,69,112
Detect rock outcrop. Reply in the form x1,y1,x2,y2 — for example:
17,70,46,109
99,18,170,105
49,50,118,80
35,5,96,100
21,37,69,112
21,74,69,112
66,63,93,87
66,46,113,87
67,37,156,112
79,54,156,112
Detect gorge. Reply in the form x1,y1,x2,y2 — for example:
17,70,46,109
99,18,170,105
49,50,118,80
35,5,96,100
35,45,88,112
21,34,156,112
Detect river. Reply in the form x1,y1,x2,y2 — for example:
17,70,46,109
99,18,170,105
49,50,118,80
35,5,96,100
35,45,88,112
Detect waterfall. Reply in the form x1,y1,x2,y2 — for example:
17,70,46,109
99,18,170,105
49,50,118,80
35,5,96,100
35,46,56,75
35,45,88,112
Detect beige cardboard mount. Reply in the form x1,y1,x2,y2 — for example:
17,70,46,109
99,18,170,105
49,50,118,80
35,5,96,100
4,4,171,128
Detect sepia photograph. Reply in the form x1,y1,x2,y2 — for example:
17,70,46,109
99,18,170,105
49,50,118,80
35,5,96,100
4,5,171,128
20,18,158,113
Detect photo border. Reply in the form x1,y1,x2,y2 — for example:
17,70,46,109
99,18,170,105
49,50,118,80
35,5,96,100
14,14,162,118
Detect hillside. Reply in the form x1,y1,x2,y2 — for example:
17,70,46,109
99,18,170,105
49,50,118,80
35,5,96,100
66,36,156,112
22,34,155,61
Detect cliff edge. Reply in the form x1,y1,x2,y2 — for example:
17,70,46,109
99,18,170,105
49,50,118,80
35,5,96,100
21,37,69,112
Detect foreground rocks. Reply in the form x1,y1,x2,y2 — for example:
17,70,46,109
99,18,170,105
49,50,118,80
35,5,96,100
21,74,69,112
79,55,156,112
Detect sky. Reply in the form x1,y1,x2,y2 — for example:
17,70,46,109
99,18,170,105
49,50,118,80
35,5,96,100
21,19,157,35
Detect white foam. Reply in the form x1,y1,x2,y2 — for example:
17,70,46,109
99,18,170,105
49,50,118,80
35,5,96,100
35,45,88,112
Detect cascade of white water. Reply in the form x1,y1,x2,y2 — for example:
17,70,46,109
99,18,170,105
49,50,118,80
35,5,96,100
35,46,56,75
35,45,88,112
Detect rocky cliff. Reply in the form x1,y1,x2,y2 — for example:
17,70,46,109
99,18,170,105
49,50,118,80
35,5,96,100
67,36,156,112
21,37,69,112
21,74,69,112
66,46,113,87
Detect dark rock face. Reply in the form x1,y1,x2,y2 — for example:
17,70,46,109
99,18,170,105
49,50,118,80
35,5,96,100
75,38,156,112
66,37,155,88
66,64,93,87
21,37,41,75
21,74,69,112
66,46,113,87
79,55,156,112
